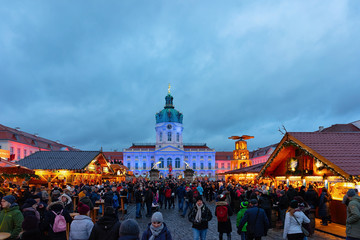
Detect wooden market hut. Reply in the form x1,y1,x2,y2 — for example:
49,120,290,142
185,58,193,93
0,165,38,184
257,132,360,225
16,151,116,186
224,163,265,183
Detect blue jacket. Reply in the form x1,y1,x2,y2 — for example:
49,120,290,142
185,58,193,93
238,206,269,237
69,215,94,240
176,186,186,199
141,223,172,240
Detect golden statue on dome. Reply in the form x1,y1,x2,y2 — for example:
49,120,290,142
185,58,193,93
168,83,171,94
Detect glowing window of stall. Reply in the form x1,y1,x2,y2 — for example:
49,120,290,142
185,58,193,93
275,176,286,181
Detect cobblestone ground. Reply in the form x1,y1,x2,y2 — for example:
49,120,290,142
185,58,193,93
120,202,344,240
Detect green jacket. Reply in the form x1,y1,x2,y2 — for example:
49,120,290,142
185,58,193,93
0,205,24,239
346,195,360,238
236,207,248,232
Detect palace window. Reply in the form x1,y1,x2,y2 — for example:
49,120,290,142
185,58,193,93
159,158,164,168
227,163,231,169
193,162,196,169
160,132,163,141
127,162,131,169
151,162,154,169
17,148,21,160
10,147,14,155
201,163,204,169
24,149,27,157
143,162,146,169
175,158,180,168
215,163,218,169
168,132,172,141
221,163,225,169
135,162,138,170
176,133,180,142
167,158,172,168
208,163,211,169
127,156,131,159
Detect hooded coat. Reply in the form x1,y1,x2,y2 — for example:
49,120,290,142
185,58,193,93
0,204,24,240
346,195,360,238
69,215,94,240
59,194,74,213
188,203,213,230
89,213,120,240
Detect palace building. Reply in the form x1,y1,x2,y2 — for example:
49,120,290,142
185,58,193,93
120,89,216,179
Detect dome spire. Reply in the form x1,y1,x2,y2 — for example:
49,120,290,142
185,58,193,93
168,83,171,94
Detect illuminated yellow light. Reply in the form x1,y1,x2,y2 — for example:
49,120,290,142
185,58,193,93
275,176,286,180
289,176,301,181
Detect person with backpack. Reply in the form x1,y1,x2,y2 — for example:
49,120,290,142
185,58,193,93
69,202,94,240
236,201,249,240
215,194,233,240
42,200,72,240
141,212,173,240
238,199,269,240
89,206,120,240
111,185,121,218
188,196,213,240
164,185,172,209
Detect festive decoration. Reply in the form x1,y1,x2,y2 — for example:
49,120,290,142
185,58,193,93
0,173,40,181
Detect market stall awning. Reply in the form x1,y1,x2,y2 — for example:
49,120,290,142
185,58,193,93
224,163,265,175
0,165,35,174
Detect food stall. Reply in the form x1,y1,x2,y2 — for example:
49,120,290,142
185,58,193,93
257,132,360,225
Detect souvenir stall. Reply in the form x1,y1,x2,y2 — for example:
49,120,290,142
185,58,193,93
257,132,360,225
224,163,265,184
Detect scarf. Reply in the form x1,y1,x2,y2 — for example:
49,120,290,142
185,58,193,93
149,223,164,240
195,203,203,223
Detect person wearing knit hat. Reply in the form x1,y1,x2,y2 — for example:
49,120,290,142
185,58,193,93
283,199,310,239
22,198,40,222
345,189,360,239
69,202,94,240
119,219,140,240
188,193,213,240
141,212,172,240
237,201,249,240
0,195,24,239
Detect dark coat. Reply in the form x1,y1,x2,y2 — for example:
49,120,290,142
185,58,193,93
215,201,233,233
238,206,269,238
259,194,272,210
176,186,186,199
141,223,172,240
188,203,213,230
278,195,289,210
41,201,72,240
89,214,120,240
80,196,94,210
304,189,319,209
318,192,331,217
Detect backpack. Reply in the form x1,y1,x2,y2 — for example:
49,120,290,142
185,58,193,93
51,210,66,233
165,189,172,198
113,193,120,208
216,205,228,222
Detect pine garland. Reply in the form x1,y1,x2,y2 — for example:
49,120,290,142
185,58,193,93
0,173,40,181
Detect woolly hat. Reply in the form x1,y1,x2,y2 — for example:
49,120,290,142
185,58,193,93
347,189,356,198
249,199,258,205
2,195,16,204
22,198,37,209
104,206,116,216
151,212,164,223
290,200,299,209
77,202,90,215
240,201,248,208
22,215,39,231
119,219,140,237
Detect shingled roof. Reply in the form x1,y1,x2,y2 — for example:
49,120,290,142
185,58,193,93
225,163,265,174
16,151,102,170
289,132,360,176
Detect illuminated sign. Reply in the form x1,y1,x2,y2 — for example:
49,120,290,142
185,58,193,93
0,149,10,158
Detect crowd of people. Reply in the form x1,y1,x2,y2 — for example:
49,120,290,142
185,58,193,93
0,179,359,240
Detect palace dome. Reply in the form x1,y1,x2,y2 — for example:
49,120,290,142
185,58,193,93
155,94,183,124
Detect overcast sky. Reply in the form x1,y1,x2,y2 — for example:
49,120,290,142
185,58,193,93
1,1,360,152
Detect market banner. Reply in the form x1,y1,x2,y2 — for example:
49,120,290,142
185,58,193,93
0,149,10,159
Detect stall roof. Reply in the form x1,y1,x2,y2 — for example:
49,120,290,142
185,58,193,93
258,132,360,180
224,163,265,174
16,151,104,170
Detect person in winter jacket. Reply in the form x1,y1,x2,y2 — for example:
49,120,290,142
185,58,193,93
69,202,94,240
345,189,360,239
119,219,140,240
188,196,213,240
164,185,172,209
277,190,289,227
176,184,186,212
258,190,273,229
79,194,94,210
19,215,42,240
141,212,172,240
41,201,72,240
236,201,249,240
283,200,310,240
181,187,193,217
144,185,154,217
238,199,269,240
59,193,74,213
215,194,233,240
21,198,40,222
0,195,24,240
318,188,332,226
89,206,120,240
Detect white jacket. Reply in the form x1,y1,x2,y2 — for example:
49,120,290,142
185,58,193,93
283,210,310,239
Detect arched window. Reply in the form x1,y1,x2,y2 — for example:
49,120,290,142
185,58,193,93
159,158,164,168
175,158,180,168
167,158,172,168
159,132,163,142
176,133,180,142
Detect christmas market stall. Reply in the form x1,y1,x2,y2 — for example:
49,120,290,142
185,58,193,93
257,132,360,225
16,151,116,186
223,163,265,184
0,165,39,185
